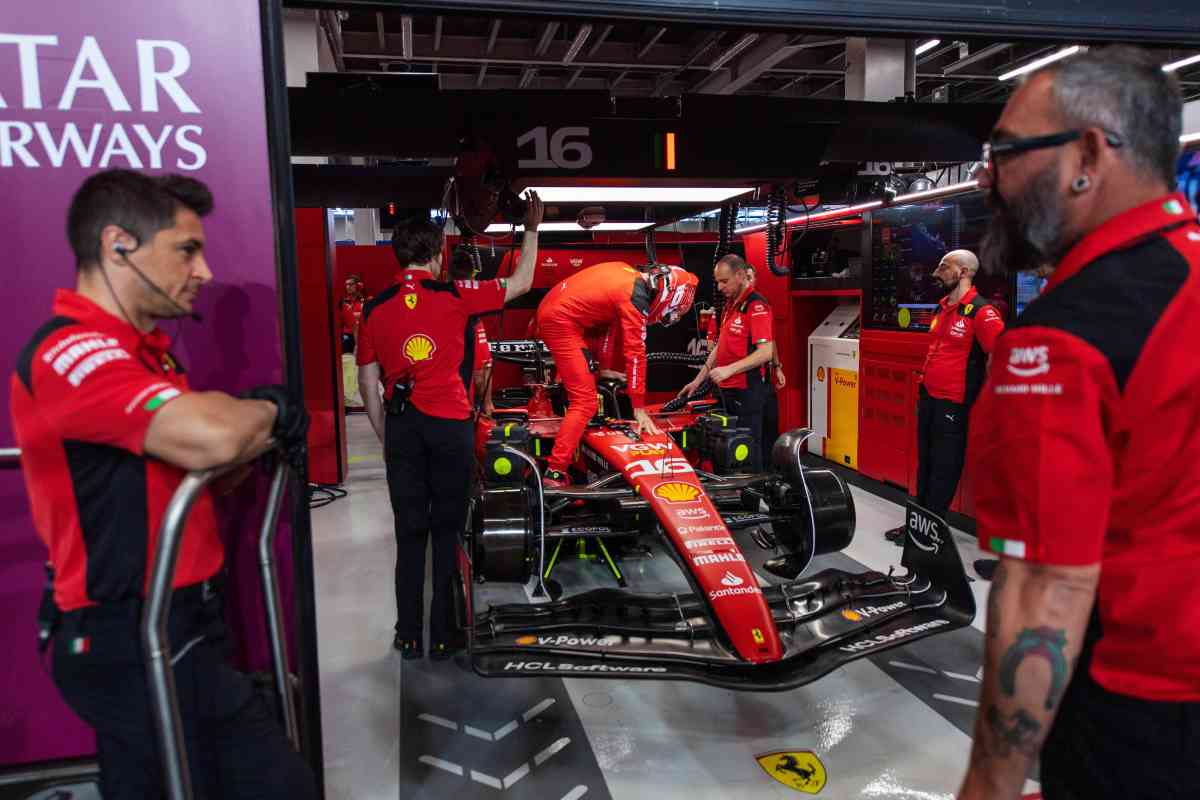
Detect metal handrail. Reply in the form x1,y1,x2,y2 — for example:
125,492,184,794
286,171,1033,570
141,455,297,800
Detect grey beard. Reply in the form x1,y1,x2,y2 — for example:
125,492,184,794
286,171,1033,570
980,164,1070,276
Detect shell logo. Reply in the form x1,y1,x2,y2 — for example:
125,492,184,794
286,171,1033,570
817,367,825,382
654,481,701,503
404,334,436,362
516,635,537,645
841,609,862,622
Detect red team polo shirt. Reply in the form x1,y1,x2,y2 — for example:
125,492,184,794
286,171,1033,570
713,287,774,389
356,270,505,419
341,296,365,336
969,193,1200,701
921,286,1005,404
10,290,222,611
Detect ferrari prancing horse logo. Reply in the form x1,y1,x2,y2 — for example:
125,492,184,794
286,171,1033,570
404,293,418,310
756,750,827,794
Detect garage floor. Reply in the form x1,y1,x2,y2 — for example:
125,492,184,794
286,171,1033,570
312,415,1041,800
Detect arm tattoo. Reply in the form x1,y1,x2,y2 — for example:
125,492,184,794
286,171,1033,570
985,706,1042,757
999,627,1069,709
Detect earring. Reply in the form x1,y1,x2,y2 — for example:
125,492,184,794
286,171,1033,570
1071,174,1091,193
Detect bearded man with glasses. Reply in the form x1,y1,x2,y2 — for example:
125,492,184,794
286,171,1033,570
957,46,1200,800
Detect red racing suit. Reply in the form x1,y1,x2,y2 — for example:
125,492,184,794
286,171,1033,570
535,262,652,473
969,193,1200,701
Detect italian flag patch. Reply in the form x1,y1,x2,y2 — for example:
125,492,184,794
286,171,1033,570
989,537,1027,559
70,636,91,654
144,387,181,411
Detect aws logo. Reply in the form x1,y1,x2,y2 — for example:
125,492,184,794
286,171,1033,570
403,334,436,362
1007,345,1050,377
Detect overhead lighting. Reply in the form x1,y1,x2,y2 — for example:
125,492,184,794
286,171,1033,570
1163,53,1200,72
485,222,655,233
997,45,1081,81
563,24,593,65
914,39,941,57
709,33,759,71
523,186,754,204
1182,132,1200,145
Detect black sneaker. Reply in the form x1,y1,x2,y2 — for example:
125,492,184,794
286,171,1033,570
974,558,999,581
394,635,423,659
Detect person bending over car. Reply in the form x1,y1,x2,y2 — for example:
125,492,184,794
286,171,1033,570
535,262,698,488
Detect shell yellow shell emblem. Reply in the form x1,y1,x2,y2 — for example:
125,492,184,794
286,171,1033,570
756,750,827,794
816,367,825,382
653,481,701,503
404,293,418,310
516,635,537,645
404,334,436,362
841,609,863,622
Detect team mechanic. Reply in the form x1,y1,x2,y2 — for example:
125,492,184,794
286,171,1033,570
535,261,699,488
883,249,1004,564
678,254,774,471
357,194,543,658
9,170,315,799
957,47,1200,799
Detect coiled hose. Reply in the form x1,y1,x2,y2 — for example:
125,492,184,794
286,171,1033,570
765,185,789,277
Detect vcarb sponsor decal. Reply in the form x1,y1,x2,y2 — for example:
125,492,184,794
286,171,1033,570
1007,345,1050,377
838,619,950,652
841,600,906,622
515,634,616,647
692,552,744,567
504,661,667,674
677,507,711,519
684,536,736,550
678,524,725,535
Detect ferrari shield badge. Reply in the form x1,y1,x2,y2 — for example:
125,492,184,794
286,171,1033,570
756,750,827,794
404,293,418,310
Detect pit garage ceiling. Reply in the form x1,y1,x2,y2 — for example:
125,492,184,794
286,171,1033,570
299,4,1200,105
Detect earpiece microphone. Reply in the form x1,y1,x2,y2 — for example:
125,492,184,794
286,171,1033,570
114,245,203,322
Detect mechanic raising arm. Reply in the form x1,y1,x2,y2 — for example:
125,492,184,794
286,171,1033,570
10,170,315,799
957,48,1200,800
678,254,774,471
535,262,698,488
356,193,543,658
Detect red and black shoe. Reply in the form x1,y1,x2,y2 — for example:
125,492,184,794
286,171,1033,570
542,470,570,490
394,635,423,660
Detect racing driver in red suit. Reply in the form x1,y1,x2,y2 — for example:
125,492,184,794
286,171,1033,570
535,262,698,487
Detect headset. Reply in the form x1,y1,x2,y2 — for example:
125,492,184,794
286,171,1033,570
114,241,203,322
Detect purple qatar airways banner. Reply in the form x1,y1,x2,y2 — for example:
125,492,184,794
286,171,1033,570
0,1,296,768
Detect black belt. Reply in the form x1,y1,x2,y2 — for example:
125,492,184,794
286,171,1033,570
57,573,225,628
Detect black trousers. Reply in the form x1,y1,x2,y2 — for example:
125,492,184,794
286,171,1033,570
915,385,968,521
385,405,475,642
51,587,316,800
721,373,770,472
1041,666,1200,799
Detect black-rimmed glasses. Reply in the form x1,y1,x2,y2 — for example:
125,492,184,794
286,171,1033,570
982,129,1124,168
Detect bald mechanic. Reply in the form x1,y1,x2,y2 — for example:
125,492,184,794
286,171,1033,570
883,248,1004,551
536,262,698,488
957,47,1199,799
10,169,315,798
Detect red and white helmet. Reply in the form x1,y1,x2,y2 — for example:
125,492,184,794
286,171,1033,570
647,265,699,327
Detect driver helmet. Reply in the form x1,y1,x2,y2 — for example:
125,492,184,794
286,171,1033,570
647,265,699,327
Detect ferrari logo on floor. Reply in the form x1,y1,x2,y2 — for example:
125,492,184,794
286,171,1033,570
404,293,418,310
756,750,827,794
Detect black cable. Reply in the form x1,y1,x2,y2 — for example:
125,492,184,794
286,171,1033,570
765,186,790,277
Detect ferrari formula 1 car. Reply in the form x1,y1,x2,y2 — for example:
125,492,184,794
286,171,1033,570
455,340,975,691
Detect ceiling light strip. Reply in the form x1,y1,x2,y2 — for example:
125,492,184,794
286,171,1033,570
1163,53,1200,73
997,45,1081,81
485,222,654,233
523,187,753,203
914,39,941,57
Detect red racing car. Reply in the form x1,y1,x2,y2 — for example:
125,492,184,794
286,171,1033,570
455,340,975,690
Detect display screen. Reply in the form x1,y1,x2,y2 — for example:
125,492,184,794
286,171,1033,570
865,192,1010,331
1178,149,1200,216
1014,270,1047,317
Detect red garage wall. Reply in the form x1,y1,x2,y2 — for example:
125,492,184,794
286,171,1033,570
295,208,345,485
